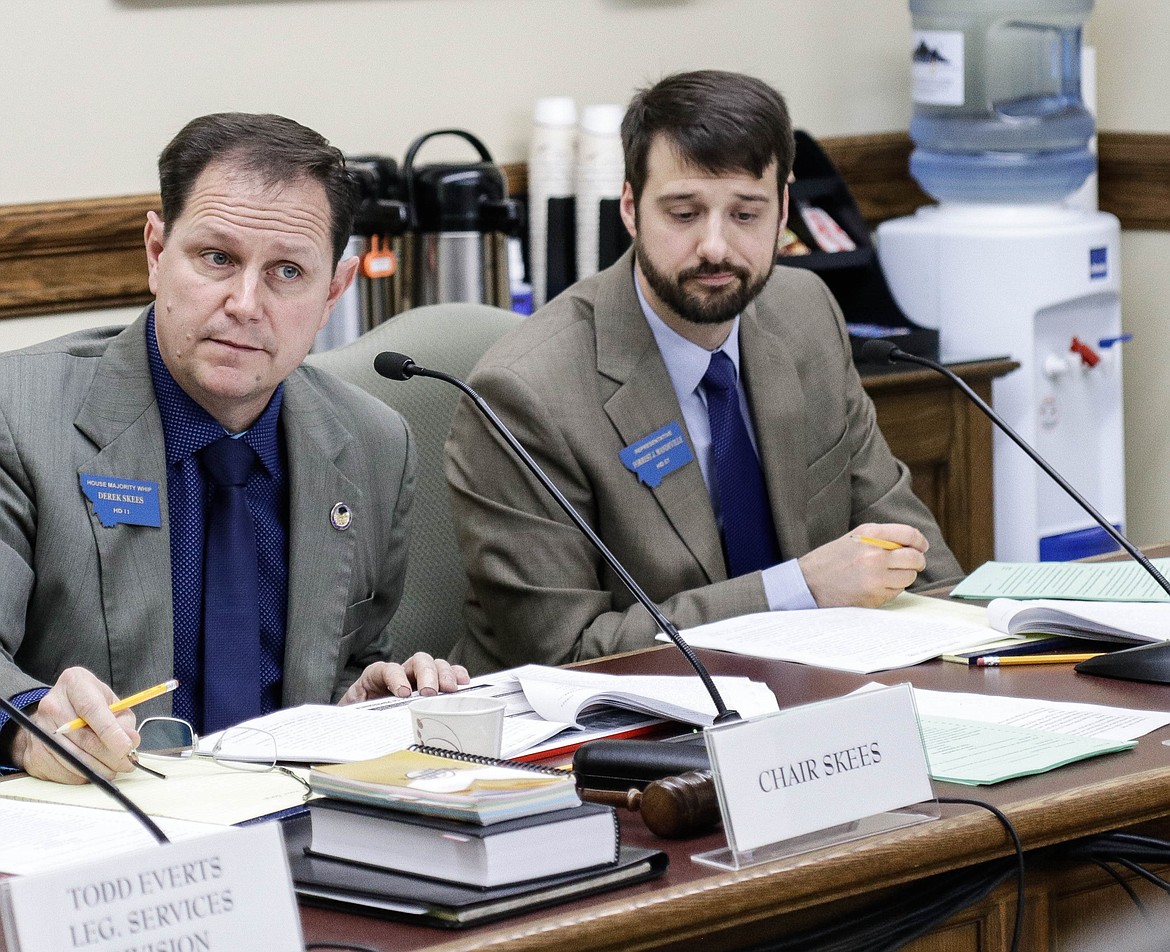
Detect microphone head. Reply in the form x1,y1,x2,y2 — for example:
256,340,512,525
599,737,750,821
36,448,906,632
373,351,416,381
860,339,901,365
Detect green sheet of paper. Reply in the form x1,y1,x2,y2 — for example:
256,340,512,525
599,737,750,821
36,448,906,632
951,559,1170,602
920,716,1136,785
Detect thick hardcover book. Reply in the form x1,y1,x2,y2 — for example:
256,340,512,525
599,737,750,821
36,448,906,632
308,799,619,888
291,844,668,929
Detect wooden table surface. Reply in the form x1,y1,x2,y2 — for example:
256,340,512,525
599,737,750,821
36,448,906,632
300,634,1170,952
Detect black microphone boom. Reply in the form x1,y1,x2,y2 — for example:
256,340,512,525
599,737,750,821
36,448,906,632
863,339,1170,684
374,350,739,722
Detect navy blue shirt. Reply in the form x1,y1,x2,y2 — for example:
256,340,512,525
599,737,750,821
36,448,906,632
146,311,290,732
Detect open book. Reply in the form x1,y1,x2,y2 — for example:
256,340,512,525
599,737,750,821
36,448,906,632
200,666,778,764
986,599,1170,645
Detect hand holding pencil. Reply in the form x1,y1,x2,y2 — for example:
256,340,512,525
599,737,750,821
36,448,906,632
800,523,930,609
9,668,158,785
55,678,179,734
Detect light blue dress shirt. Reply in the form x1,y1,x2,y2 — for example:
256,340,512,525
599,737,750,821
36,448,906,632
634,274,816,611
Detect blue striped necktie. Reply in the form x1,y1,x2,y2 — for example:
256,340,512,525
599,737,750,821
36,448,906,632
702,350,779,577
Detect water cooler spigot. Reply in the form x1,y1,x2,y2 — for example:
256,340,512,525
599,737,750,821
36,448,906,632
1070,335,1100,368
1043,354,1070,381
1098,334,1133,350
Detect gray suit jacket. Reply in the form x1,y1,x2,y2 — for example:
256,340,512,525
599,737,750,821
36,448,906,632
445,250,961,674
0,310,415,718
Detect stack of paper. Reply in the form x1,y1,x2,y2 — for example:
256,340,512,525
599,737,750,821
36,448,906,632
886,686,1170,785
667,593,999,673
952,559,1170,602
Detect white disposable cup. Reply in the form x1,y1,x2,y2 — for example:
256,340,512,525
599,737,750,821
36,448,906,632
410,695,506,758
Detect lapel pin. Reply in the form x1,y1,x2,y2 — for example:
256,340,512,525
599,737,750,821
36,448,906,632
330,502,352,531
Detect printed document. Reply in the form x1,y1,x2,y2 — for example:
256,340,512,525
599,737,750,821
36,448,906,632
854,684,1170,785
0,800,226,875
666,593,998,673
952,559,1170,602
511,665,779,726
199,667,777,763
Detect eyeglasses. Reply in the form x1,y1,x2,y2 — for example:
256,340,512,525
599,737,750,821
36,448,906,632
131,716,311,800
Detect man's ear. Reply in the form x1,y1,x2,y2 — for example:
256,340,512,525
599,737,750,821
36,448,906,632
779,183,790,236
619,181,638,239
321,255,360,332
144,212,166,296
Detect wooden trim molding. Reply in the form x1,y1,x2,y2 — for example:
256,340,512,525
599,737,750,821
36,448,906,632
1098,132,1170,231
0,193,159,319
3,131,1169,321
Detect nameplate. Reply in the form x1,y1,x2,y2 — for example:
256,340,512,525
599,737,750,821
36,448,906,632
704,684,932,856
79,474,161,528
0,823,302,952
619,421,694,488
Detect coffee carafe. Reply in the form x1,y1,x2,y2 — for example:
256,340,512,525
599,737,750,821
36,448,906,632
402,129,521,310
316,156,409,352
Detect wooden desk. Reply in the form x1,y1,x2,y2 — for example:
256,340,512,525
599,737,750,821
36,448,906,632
862,358,1018,575
300,642,1170,952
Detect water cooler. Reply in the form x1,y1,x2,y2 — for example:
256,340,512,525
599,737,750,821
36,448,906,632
877,0,1125,563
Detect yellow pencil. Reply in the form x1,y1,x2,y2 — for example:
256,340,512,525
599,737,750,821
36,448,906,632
975,654,1103,667
853,534,904,551
54,678,180,734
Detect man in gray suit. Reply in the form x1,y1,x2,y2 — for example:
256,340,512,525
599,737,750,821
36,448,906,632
446,71,962,675
0,114,466,783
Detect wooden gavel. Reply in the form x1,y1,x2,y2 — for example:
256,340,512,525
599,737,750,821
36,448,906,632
579,769,721,838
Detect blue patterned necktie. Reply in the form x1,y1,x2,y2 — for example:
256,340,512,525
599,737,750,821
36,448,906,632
198,436,262,733
702,350,779,577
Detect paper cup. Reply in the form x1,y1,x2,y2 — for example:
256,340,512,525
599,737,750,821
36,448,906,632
410,695,506,758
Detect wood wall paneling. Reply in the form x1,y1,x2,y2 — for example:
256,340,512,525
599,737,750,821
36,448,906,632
1,132,1166,321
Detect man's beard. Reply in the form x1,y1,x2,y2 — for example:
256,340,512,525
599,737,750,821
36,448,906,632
636,235,773,326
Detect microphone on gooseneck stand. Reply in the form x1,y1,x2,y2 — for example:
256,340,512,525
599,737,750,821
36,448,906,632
0,695,170,843
373,350,740,724
862,339,1170,685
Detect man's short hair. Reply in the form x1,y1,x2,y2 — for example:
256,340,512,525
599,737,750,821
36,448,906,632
622,70,795,205
158,113,358,264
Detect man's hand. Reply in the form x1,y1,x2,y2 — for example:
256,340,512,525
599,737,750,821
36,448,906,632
339,652,471,705
9,667,139,784
799,523,929,609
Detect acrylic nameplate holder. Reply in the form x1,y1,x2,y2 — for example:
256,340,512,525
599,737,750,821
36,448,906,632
693,683,938,871
0,823,302,952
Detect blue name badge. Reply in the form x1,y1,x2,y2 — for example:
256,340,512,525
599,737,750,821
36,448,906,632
619,421,695,489
80,474,162,528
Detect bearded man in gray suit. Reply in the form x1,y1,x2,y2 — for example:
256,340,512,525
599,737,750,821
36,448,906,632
446,71,962,675
0,114,466,783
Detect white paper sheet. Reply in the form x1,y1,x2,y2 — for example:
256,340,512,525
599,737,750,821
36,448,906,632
666,595,999,673
0,799,228,875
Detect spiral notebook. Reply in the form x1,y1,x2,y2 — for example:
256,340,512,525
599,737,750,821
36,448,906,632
309,745,579,824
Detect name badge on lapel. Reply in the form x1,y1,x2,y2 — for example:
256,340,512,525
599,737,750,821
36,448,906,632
80,474,162,528
620,421,695,489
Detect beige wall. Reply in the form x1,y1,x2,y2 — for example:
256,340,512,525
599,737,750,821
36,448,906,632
1,0,913,204
2,0,1167,544
1088,4,1170,546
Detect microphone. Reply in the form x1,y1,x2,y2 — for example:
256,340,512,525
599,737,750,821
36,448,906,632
373,350,739,723
863,339,1170,684
0,695,170,843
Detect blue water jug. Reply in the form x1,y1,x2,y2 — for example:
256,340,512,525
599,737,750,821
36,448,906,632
909,0,1095,203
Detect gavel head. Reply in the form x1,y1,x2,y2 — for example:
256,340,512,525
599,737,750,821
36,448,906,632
636,769,720,839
